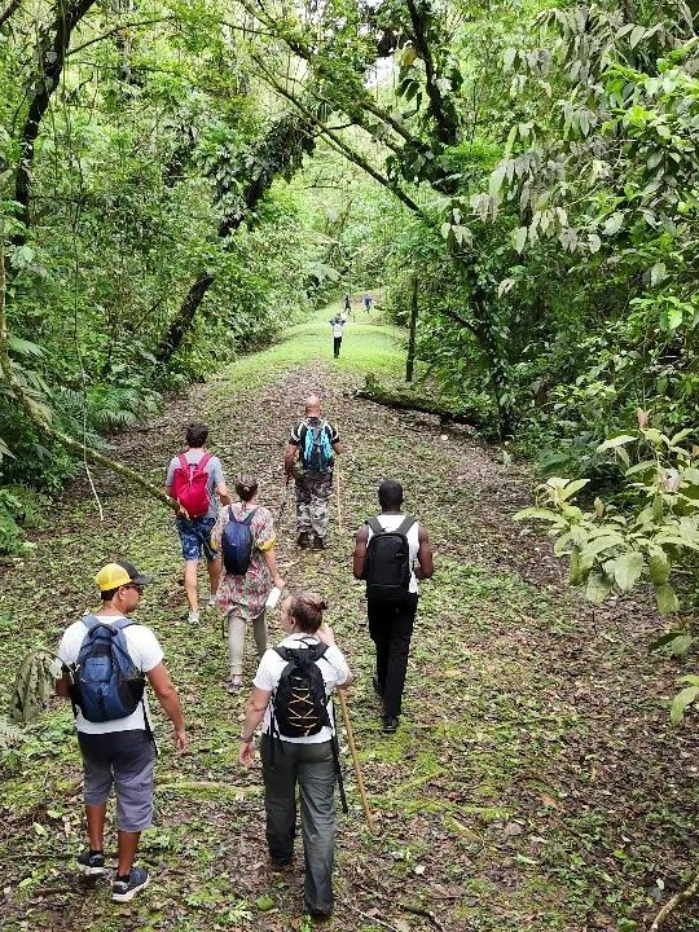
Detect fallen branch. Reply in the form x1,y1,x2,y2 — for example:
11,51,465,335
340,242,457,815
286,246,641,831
0,210,178,514
398,901,446,931
650,872,699,931
355,380,479,426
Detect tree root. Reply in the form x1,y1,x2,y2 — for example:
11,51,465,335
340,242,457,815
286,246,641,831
650,872,699,931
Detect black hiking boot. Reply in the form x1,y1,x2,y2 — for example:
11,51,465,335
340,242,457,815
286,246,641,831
77,850,106,876
382,715,399,735
312,536,325,550
296,532,311,548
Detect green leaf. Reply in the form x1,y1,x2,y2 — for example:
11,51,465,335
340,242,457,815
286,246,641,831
513,507,560,522
256,895,275,911
603,212,624,235
586,573,613,604
649,631,687,653
656,583,680,615
514,227,527,253
648,548,671,585
597,435,636,452
558,478,589,501
670,635,694,657
671,685,699,725
612,552,644,591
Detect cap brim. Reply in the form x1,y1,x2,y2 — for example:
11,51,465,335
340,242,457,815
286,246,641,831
132,573,153,586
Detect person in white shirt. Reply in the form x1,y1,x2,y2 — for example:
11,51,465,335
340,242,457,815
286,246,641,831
55,561,188,902
239,591,353,920
352,479,434,734
329,315,346,358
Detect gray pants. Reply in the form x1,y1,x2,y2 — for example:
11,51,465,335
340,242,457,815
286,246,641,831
295,470,333,539
260,736,336,916
227,609,267,677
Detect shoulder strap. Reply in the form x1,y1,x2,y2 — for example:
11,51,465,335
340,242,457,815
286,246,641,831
242,508,257,526
228,505,235,522
177,452,189,471
396,516,416,536
111,617,137,632
367,517,384,535
81,614,101,633
273,646,292,662
193,452,212,474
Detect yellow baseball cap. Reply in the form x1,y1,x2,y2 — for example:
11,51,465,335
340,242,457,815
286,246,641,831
95,560,152,592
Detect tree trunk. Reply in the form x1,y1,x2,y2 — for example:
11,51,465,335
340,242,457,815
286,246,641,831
406,274,418,382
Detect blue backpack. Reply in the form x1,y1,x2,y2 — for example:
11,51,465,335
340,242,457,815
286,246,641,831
302,420,333,472
222,507,257,575
73,616,145,723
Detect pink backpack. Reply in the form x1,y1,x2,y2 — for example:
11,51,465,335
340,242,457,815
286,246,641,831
171,453,212,518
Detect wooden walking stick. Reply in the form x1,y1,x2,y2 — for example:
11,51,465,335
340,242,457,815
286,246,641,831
336,459,343,532
337,690,377,834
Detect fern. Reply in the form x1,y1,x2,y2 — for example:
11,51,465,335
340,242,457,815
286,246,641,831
11,649,60,725
0,717,26,749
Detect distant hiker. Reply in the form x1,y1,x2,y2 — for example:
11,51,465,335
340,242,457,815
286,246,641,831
363,293,372,312
239,591,353,920
55,561,188,902
352,479,434,734
284,395,342,549
329,314,346,358
165,422,230,624
343,292,351,313
211,475,285,693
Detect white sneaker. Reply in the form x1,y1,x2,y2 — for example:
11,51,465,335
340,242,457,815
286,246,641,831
188,610,200,624
207,595,216,609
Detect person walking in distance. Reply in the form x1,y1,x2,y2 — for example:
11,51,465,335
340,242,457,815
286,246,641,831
352,479,434,733
239,591,353,920
55,561,188,902
363,292,372,313
284,396,342,550
211,475,285,693
343,292,351,315
329,314,346,358
165,422,230,624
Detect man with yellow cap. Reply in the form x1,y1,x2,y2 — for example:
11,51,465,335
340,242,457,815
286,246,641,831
55,560,187,902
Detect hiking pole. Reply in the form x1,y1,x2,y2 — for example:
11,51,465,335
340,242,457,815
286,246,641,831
337,690,377,834
277,481,290,526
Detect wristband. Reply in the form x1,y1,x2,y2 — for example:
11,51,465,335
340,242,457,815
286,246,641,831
241,735,254,743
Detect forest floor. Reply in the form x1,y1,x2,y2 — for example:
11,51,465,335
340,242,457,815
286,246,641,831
1,303,699,932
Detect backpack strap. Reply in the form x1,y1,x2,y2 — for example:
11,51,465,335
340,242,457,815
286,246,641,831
81,614,101,633
366,517,384,536
396,516,416,536
194,452,212,474
177,452,189,472
229,506,257,526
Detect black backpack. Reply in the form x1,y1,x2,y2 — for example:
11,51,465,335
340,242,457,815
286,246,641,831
272,642,331,738
364,516,416,603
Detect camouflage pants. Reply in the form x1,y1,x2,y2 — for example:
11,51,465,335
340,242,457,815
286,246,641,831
295,470,333,538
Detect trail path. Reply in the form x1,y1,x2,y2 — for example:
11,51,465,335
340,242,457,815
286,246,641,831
1,304,698,932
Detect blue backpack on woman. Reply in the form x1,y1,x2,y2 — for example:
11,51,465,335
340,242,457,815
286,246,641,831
221,508,257,575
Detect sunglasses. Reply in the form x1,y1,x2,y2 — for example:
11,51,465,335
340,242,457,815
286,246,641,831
123,583,144,595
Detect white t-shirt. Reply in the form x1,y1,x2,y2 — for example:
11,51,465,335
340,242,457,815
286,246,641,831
58,615,164,734
253,633,350,743
332,321,345,338
366,514,420,593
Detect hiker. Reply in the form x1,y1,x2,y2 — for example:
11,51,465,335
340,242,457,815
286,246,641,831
329,314,346,358
211,475,285,693
165,422,230,624
343,292,351,314
55,561,188,902
283,395,342,550
239,591,353,920
363,293,372,312
352,479,434,734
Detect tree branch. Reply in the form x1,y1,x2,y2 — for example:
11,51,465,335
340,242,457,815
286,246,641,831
14,0,98,244
405,0,459,146
0,0,21,30
67,17,175,57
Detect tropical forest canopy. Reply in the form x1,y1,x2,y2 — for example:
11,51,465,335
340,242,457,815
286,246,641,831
2,0,699,552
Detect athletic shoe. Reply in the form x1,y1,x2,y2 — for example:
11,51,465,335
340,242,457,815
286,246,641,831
188,610,200,624
382,716,399,734
206,595,217,609
77,850,106,876
112,867,150,903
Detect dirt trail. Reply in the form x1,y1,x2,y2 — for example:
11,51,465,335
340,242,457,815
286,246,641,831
1,310,698,932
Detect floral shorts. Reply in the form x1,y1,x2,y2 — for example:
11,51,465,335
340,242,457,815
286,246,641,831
176,516,217,562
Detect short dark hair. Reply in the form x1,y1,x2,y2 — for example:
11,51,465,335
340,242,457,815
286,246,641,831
186,422,209,448
235,475,258,502
101,586,119,602
378,479,404,509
